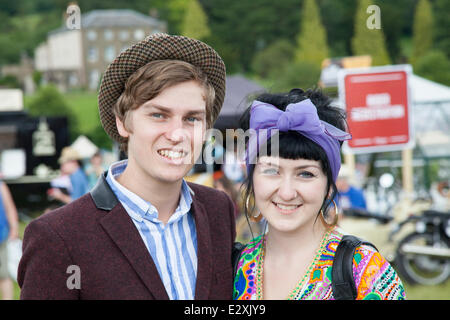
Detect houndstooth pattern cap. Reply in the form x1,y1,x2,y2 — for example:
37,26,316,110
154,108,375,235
98,33,226,142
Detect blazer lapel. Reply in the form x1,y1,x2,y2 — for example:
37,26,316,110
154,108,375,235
99,205,169,300
191,198,213,300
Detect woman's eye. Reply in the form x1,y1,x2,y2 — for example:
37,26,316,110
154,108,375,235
298,171,315,178
262,168,278,175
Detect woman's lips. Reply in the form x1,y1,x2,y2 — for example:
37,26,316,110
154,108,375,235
272,201,301,214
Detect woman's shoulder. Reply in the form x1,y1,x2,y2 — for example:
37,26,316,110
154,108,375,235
329,228,378,253
241,235,264,256
331,228,406,299
235,235,264,270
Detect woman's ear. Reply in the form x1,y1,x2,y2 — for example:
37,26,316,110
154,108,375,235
326,185,334,200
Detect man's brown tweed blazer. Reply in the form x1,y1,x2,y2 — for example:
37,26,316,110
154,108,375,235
18,173,236,299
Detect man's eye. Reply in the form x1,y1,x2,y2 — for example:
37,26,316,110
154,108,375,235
151,113,163,118
186,117,200,122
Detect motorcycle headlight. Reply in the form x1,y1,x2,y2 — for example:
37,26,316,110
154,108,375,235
416,221,426,233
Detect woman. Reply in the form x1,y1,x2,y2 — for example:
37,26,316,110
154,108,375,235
233,88,406,300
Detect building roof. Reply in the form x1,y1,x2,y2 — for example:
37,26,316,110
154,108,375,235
81,9,165,28
49,9,166,35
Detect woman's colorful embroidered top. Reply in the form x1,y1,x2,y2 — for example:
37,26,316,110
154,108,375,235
233,228,406,300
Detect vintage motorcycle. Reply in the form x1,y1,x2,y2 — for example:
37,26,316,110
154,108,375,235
390,209,450,285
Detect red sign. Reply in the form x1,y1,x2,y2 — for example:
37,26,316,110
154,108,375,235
338,65,413,153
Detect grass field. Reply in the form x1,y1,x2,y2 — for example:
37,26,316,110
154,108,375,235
63,91,100,135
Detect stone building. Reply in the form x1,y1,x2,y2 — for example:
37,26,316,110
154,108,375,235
35,9,167,91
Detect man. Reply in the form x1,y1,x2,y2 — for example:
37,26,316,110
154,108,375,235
18,34,236,299
336,165,367,211
47,147,89,204
0,179,19,300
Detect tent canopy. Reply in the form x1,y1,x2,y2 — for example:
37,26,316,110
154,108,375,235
214,75,265,130
410,74,450,104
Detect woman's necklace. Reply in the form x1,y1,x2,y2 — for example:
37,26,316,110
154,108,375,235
255,229,331,300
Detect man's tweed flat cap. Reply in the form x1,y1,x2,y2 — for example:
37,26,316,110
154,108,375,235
98,33,226,142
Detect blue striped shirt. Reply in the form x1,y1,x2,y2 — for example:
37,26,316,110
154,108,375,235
106,160,198,300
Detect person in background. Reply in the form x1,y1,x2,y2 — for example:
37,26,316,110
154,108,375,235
47,147,89,204
213,171,238,214
0,178,19,300
222,143,246,184
85,151,107,190
430,181,450,211
335,164,367,211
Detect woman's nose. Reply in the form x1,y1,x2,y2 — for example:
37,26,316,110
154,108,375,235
277,179,298,201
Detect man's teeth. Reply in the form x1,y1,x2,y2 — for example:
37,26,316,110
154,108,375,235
275,203,299,210
158,150,185,159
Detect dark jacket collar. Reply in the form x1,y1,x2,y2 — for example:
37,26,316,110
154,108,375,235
90,171,118,210
90,171,196,210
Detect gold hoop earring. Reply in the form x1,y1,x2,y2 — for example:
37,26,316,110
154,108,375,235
250,212,262,223
246,196,262,222
320,200,339,227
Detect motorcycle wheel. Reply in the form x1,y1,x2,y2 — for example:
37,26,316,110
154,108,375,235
395,232,450,286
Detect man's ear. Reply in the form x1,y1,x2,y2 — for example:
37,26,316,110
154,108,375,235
116,116,130,138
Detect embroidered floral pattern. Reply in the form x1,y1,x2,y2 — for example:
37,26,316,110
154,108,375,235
233,229,406,300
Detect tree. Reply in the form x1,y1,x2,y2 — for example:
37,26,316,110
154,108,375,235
294,0,329,68
411,0,433,66
376,0,416,63
204,0,302,72
181,0,210,40
319,0,356,57
252,39,295,78
270,61,321,93
26,85,80,140
414,50,450,86
351,0,391,66
433,0,450,59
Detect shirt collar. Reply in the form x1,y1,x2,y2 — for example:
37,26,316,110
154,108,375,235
106,159,193,224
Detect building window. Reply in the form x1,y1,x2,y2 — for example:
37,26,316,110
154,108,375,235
89,70,100,90
119,30,129,41
68,73,78,86
86,30,97,41
104,45,116,63
87,46,98,63
134,29,145,40
104,29,114,41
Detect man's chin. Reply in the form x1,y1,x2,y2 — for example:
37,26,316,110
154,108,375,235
155,167,192,184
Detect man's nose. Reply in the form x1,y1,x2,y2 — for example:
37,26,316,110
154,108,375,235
165,118,187,143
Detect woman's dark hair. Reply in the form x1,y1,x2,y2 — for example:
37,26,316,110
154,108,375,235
239,88,348,229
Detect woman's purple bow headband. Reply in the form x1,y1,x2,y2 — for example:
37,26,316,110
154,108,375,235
246,98,351,182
